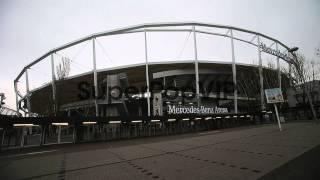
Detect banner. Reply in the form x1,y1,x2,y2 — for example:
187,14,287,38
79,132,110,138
167,105,228,115
265,88,284,104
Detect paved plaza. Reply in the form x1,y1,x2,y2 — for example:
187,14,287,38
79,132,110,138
1,122,320,180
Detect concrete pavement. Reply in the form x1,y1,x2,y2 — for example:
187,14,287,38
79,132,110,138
1,122,320,180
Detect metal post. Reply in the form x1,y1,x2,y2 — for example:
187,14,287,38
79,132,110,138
230,29,238,113
192,26,200,107
288,62,292,86
14,82,19,113
39,126,43,145
20,127,26,147
92,38,99,117
276,43,281,89
57,126,61,144
25,69,31,116
257,36,265,111
51,54,57,115
72,126,76,143
41,126,46,145
144,30,151,116
274,104,282,131
1,129,5,148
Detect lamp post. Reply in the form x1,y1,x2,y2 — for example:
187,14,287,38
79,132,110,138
289,47,318,122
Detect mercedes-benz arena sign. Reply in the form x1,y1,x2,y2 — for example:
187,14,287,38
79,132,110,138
14,22,294,117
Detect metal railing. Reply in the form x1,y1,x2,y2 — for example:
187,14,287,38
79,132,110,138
0,112,276,150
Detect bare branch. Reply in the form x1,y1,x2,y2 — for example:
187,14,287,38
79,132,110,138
56,57,71,80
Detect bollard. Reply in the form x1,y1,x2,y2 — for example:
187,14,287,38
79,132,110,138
57,125,61,144
72,126,76,144
1,128,5,150
20,127,26,148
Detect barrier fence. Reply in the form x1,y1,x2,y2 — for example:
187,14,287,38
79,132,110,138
0,112,278,150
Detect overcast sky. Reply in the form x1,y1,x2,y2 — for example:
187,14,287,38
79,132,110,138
1,0,319,109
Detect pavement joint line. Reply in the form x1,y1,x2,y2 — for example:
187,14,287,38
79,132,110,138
233,141,309,149
170,151,262,174
126,161,164,180
0,149,59,159
57,153,66,180
207,147,284,158
139,144,168,154
172,142,196,148
198,130,221,135
105,149,127,161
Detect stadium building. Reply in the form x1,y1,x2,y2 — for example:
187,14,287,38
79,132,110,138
14,22,293,118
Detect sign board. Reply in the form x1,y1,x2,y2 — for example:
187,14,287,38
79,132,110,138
167,105,228,115
259,42,291,62
265,88,284,131
265,88,284,104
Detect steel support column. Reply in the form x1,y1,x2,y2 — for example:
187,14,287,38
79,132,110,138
144,30,151,116
92,38,99,117
257,36,265,111
288,62,292,86
51,54,57,115
14,82,19,113
192,26,200,107
230,29,238,113
25,69,31,116
276,43,281,89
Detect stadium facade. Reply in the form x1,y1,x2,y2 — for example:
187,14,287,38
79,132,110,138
14,22,293,118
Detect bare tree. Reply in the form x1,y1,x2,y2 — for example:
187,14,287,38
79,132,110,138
56,57,71,80
290,52,319,121
291,54,320,89
316,45,320,57
266,59,276,70
264,60,278,89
